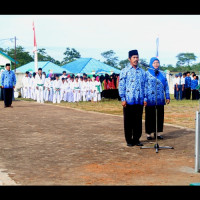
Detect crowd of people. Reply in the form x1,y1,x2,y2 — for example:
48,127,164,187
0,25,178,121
173,71,200,100
21,68,120,104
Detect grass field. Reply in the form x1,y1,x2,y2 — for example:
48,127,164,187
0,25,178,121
17,94,199,129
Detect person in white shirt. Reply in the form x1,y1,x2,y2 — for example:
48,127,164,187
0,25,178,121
28,73,33,99
60,71,67,80
49,77,54,102
53,75,62,103
79,76,84,101
173,74,179,99
35,68,46,103
22,71,30,98
176,73,183,100
73,76,81,102
30,72,37,100
191,72,195,80
86,77,92,101
181,72,186,99
64,78,70,101
68,77,75,102
93,76,102,102
90,77,96,101
81,77,88,101
60,78,66,101
44,76,51,102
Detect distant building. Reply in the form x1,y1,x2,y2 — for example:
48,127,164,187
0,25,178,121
0,50,18,70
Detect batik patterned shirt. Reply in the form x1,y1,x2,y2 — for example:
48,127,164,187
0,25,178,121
118,64,145,105
1,70,16,88
144,70,170,106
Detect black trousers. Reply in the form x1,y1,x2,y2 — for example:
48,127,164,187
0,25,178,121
145,105,164,134
123,104,143,144
192,89,199,100
3,88,13,107
185,87,191,99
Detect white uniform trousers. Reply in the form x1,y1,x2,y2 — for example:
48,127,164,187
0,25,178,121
36,85,44,103
60,89,65,101
44,88,50,101
49,87,54,102
53,89,61,103
82,91,87,101
93,91,101,102
73,90,80,102
23,87,29,98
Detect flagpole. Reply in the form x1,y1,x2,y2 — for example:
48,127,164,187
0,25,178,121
156,35,159,58
33,21,38,73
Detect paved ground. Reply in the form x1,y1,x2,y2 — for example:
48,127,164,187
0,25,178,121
0,100,200,185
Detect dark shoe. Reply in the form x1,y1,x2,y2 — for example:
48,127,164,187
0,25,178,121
147,136,153,140
135,141,143,146
154,133,164,140
157,135,163,140
127,143,134,147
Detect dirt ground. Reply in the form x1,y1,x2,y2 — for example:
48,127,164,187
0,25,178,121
0,100,200,185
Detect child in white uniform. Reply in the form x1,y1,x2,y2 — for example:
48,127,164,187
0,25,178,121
22,71,30,98
35,68,46,103
53,75,62,103
60,78,66,101
93,76,102,102
73,76,81,102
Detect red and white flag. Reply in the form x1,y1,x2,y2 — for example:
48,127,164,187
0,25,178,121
32,21,38,72
33,21,37,52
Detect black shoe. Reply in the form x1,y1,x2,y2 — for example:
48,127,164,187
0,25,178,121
135,141,143,146
157,135,163,140
154,133,164,140
147,136,153,140
127,143,134,147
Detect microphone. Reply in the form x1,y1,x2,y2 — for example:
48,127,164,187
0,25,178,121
155,69,159,75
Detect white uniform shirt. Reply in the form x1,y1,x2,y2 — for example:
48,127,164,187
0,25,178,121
44,77,50,88
173,77,179,85
53,79,62,89
60,81,66,90
181,77,185,85
93,81,102,93
22,76,30,88
35,74,45,85
74,81,80,90
60,75,67,80
81,81,88,92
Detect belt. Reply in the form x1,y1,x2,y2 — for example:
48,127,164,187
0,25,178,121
37,84,44,86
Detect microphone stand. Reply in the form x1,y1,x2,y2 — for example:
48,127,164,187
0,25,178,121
141,69,174,153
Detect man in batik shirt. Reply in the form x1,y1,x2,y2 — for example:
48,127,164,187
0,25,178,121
118,50,145,147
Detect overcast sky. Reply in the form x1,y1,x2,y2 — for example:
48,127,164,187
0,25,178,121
0,15,200,66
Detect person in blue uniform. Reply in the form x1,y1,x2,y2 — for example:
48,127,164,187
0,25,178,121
191,74,198,100
185,72,191,99
1,63,16,108
144,57,170,140
118,50,145,147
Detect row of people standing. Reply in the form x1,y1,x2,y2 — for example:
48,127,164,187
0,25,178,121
21,68,103,104
173,71,199,100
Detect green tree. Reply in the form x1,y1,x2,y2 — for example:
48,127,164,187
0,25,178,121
119,59,129,69
176,53,197,67
37,48,61,65
61,47,81,65
5,46,33,68
101,50,119,68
